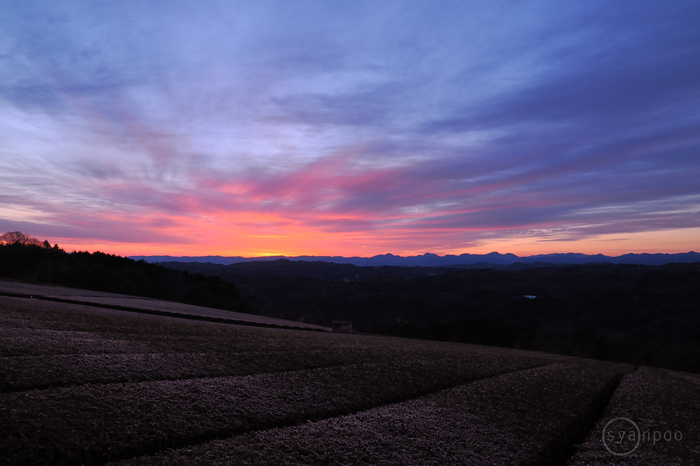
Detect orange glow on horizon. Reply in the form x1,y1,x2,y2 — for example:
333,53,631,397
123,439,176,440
45,226,700,259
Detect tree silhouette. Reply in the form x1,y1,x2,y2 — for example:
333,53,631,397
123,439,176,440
0,231,42,246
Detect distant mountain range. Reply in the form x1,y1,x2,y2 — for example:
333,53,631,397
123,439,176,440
130,251,700,267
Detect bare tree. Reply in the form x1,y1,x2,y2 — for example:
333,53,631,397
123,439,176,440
0,231,42,246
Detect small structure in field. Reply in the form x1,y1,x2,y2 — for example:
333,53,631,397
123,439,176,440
332,321,352,334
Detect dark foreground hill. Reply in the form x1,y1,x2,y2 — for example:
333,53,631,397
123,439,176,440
1,291,698,464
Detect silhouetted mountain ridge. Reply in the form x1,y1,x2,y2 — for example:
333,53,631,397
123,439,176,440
131,251,700,267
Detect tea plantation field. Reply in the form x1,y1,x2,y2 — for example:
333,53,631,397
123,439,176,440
1,284,698,465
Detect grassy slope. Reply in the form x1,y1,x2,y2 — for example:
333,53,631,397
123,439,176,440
1,287,698,465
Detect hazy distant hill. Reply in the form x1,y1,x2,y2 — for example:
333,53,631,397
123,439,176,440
131,251,700,267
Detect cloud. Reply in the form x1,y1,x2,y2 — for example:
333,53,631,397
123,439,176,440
0,1,699,255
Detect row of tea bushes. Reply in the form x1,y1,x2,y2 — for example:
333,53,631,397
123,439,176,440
0,326,159,357
0,350,370,392
570,366,700,465
1,295,558,393
1,344,537,392
1,296,501,359
0,297,334,354
1,353,544,464
117,362,633,465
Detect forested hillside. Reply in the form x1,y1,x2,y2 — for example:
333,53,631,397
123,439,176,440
164,258,700,372
0,232,243,313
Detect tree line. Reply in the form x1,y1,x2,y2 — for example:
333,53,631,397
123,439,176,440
0,232,244,313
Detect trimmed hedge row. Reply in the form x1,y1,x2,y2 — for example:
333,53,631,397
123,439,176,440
1,357,543,465
1,296,553,465
570,366,700,465
119,362,633,465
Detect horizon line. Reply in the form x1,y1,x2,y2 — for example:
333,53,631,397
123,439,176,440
128,251,699,259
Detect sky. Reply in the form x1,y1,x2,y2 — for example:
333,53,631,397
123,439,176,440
0,1,699,257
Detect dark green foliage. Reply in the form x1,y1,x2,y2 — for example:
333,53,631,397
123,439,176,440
370,319,535,352
168,259,700,372
0,240,242,313
182,260,700,340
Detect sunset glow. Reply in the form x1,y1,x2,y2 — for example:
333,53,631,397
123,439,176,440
1,1,699,258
